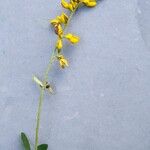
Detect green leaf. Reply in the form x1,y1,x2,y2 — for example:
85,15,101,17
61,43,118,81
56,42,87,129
21,132,31,150
37,144,48,150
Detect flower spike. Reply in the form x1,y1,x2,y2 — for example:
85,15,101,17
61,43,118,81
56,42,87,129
23,1,99,150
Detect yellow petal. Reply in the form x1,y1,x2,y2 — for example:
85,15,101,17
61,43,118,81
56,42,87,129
59,60,64,68
57,55,69,69
83,0,97,7
56,39,63,49
61,0,74,11
65,33,80,44
68,3,74,11
58,24,63,36
61,58,69,67
61,0,70,9
54,24,63,36
70,0,78,9
57,12,68,24
50,19,59,25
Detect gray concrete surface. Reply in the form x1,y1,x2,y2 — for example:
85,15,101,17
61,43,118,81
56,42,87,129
0,0,150,149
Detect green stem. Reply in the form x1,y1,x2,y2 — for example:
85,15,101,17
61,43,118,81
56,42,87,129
34,3,81,150
34,50,55,150
34,88,44,150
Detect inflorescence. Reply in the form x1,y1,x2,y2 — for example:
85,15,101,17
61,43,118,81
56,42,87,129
21,1,97,150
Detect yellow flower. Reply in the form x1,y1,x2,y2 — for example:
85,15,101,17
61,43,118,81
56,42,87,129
51,12,68,25
51,13,69,37
61,0,97,10
50,19,59,26
70,0,78,8
57,13,69,24
56,38,63,50
61,0,70,9
61,0,78,11
57,55,69,69
82,0,97,7
54,24,63,37
65,33,80,44
61,0,96,10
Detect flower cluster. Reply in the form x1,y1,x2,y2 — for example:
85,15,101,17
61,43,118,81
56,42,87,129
61,0,97,11
50,0,97,69
50,12,79,69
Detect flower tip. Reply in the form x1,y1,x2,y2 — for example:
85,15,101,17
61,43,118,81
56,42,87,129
56,39,63,50
65,33,80,44
83,0,97,7
57,55,69,69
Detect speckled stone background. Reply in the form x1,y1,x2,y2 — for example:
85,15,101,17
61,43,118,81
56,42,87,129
0,0,150,149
